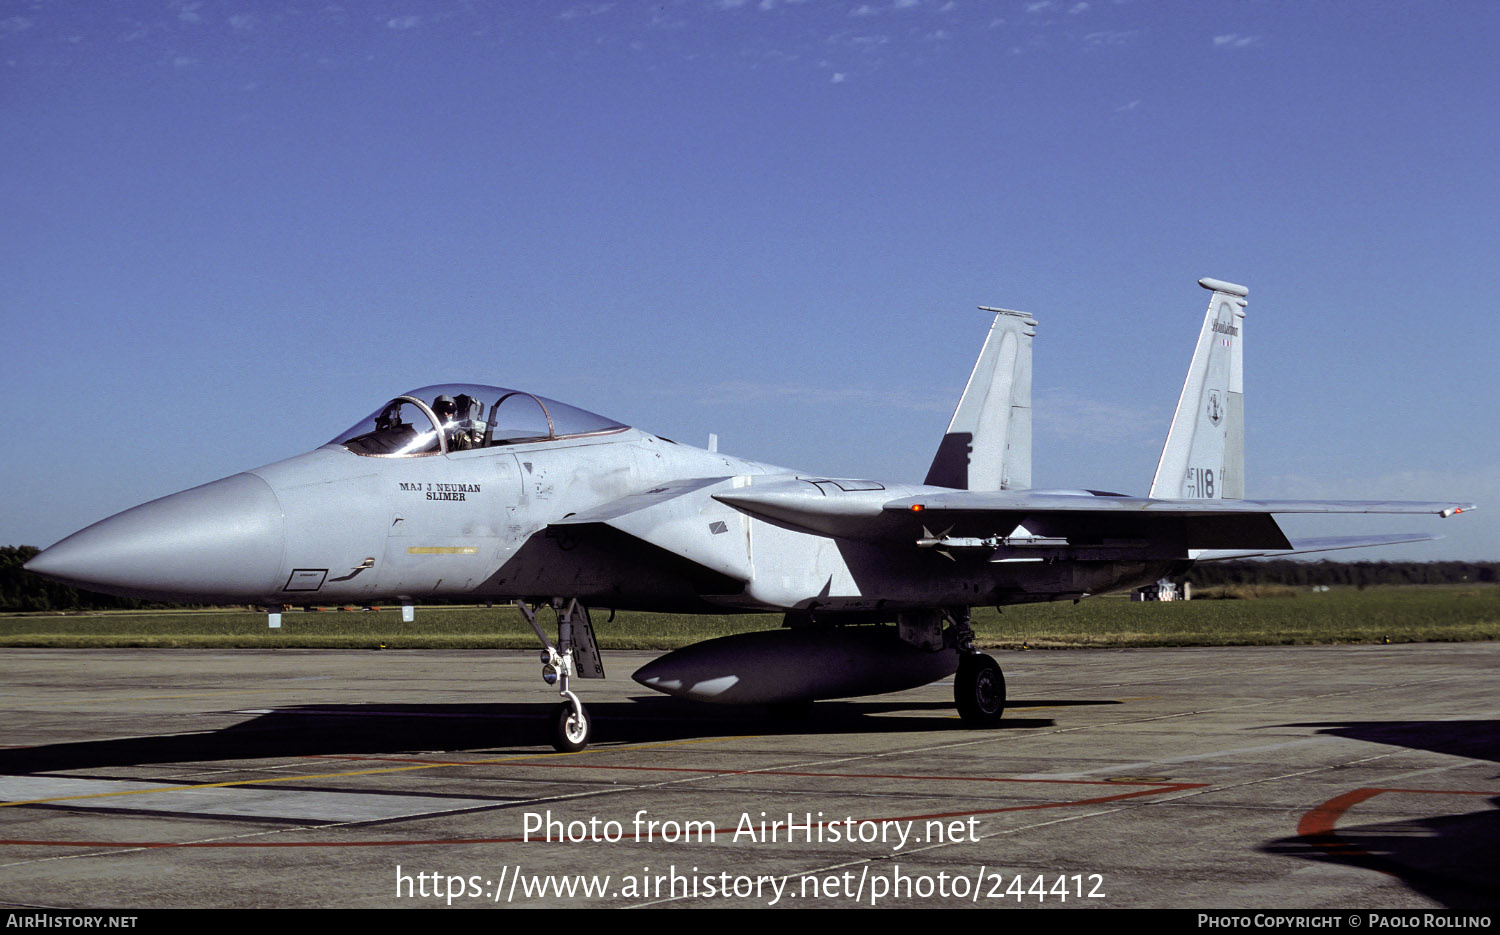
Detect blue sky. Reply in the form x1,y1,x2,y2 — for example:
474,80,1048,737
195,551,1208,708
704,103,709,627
3,0,1496,560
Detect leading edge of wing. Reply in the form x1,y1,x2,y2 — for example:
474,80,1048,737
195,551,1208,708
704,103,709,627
551,477,756,584
883,492,1476,518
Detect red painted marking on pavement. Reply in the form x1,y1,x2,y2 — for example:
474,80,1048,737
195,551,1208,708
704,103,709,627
1296,788,1385,859
1295,786,1496,870
0,773,1204,849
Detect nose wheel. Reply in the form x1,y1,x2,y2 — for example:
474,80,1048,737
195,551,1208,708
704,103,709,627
954,652,1006,726
553,696,591,753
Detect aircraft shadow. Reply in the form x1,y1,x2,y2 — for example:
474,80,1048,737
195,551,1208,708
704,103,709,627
0,697,1105,775
1261,720,1500,911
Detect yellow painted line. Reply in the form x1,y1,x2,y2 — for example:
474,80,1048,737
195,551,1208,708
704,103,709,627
1012,695,1159,713
0,736,754,809
940,695,1161,718
27,689,312,706
406,546,478,554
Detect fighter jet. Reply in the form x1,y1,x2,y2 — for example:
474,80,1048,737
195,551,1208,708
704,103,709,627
25,278,1472,751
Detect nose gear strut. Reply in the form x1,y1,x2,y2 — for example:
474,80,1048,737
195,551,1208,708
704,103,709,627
516,598,605,752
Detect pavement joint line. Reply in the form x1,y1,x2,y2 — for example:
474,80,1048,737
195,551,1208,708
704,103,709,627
1024,736,1341,780
1028,672,1472,740
0,738,1202,854
0,735,755,809
626,786,1196,907
3,671,1467,810
0,739,785,858
17,688,327,706
6,650,1491,884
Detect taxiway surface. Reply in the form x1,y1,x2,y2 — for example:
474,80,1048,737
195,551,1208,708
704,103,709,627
1,644,1496,909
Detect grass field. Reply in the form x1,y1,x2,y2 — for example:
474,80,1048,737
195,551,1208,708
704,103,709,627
3,586,1497,650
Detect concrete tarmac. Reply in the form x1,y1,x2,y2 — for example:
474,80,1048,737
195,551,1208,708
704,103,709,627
1,644,1497,909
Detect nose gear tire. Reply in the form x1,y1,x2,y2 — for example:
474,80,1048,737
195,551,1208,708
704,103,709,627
552,700,591,752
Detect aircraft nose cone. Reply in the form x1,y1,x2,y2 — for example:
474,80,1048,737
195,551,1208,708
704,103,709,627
24,473,285,602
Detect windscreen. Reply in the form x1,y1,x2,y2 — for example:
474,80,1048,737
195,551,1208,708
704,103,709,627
330,384,628,456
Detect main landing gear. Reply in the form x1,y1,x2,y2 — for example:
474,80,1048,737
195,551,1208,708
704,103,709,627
516,599,605,752
946,608,1006,727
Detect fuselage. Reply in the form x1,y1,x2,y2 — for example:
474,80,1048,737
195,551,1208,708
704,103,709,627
26,429,1176,613
25,383,1177,614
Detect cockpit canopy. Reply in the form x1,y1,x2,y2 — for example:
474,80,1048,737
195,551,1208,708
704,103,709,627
330,383,628,457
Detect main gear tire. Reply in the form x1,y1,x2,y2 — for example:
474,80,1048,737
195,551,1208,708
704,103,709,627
954,653,1006,727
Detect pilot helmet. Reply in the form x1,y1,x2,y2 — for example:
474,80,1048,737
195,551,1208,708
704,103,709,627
432,394,456,417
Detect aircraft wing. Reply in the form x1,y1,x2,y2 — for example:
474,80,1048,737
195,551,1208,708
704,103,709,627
714,482,1473,554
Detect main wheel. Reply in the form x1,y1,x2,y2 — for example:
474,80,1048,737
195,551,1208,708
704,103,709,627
954,653,1006,727
552,700,591,752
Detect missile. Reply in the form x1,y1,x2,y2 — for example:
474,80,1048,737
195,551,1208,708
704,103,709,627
632,627,959,705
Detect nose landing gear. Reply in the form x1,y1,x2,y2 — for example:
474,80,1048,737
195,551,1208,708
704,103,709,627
517,598,604,752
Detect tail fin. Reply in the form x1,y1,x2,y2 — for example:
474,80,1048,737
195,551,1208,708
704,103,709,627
1149,278,1248,499
925,307,1035,491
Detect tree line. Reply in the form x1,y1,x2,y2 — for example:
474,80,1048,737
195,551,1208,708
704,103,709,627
1,546,168,612
1183,559,1499,588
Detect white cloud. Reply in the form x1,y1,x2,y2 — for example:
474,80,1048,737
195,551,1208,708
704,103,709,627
1213,33,1260,48
559,3,614,19
831,71,846,82
849,4,877,16
1025,1,1054,13
175,3,203,25
1114,99,1140,113
1036,390,1162,443
1084,29,1137,46
1069,2,1091,13
228,13,256,31
386,15,423,30
690,379,952,414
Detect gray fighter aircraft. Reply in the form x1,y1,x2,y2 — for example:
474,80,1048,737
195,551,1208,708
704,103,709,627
25,278,1472,751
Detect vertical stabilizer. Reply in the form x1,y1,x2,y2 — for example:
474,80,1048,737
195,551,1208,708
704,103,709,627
925,307,1035,491
1149,278,1248,499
